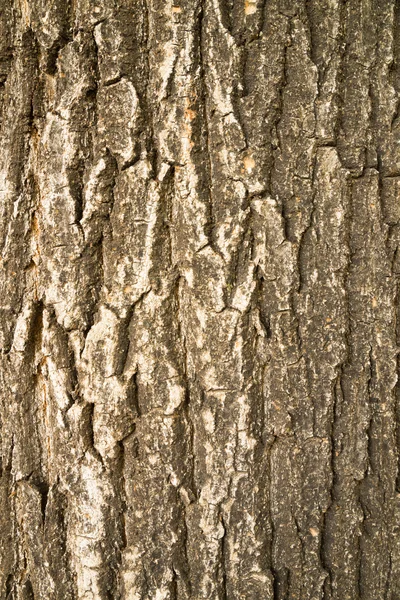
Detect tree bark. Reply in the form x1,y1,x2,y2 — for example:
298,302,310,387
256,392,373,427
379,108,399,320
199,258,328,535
1,0,400,598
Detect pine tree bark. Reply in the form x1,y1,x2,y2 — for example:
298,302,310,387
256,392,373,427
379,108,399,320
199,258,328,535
1,0,400,598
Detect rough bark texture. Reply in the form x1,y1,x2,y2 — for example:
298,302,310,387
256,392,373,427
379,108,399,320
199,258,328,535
1,0,400,598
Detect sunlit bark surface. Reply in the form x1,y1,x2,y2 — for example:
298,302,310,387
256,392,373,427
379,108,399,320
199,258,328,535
1,1,400,598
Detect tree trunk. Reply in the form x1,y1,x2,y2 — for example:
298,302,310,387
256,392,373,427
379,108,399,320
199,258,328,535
1,0,400,598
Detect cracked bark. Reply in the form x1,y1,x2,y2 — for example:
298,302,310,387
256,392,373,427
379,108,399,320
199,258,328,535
1,1,400,599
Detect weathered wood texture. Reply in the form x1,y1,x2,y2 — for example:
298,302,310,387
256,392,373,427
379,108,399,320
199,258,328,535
1,0,400,598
